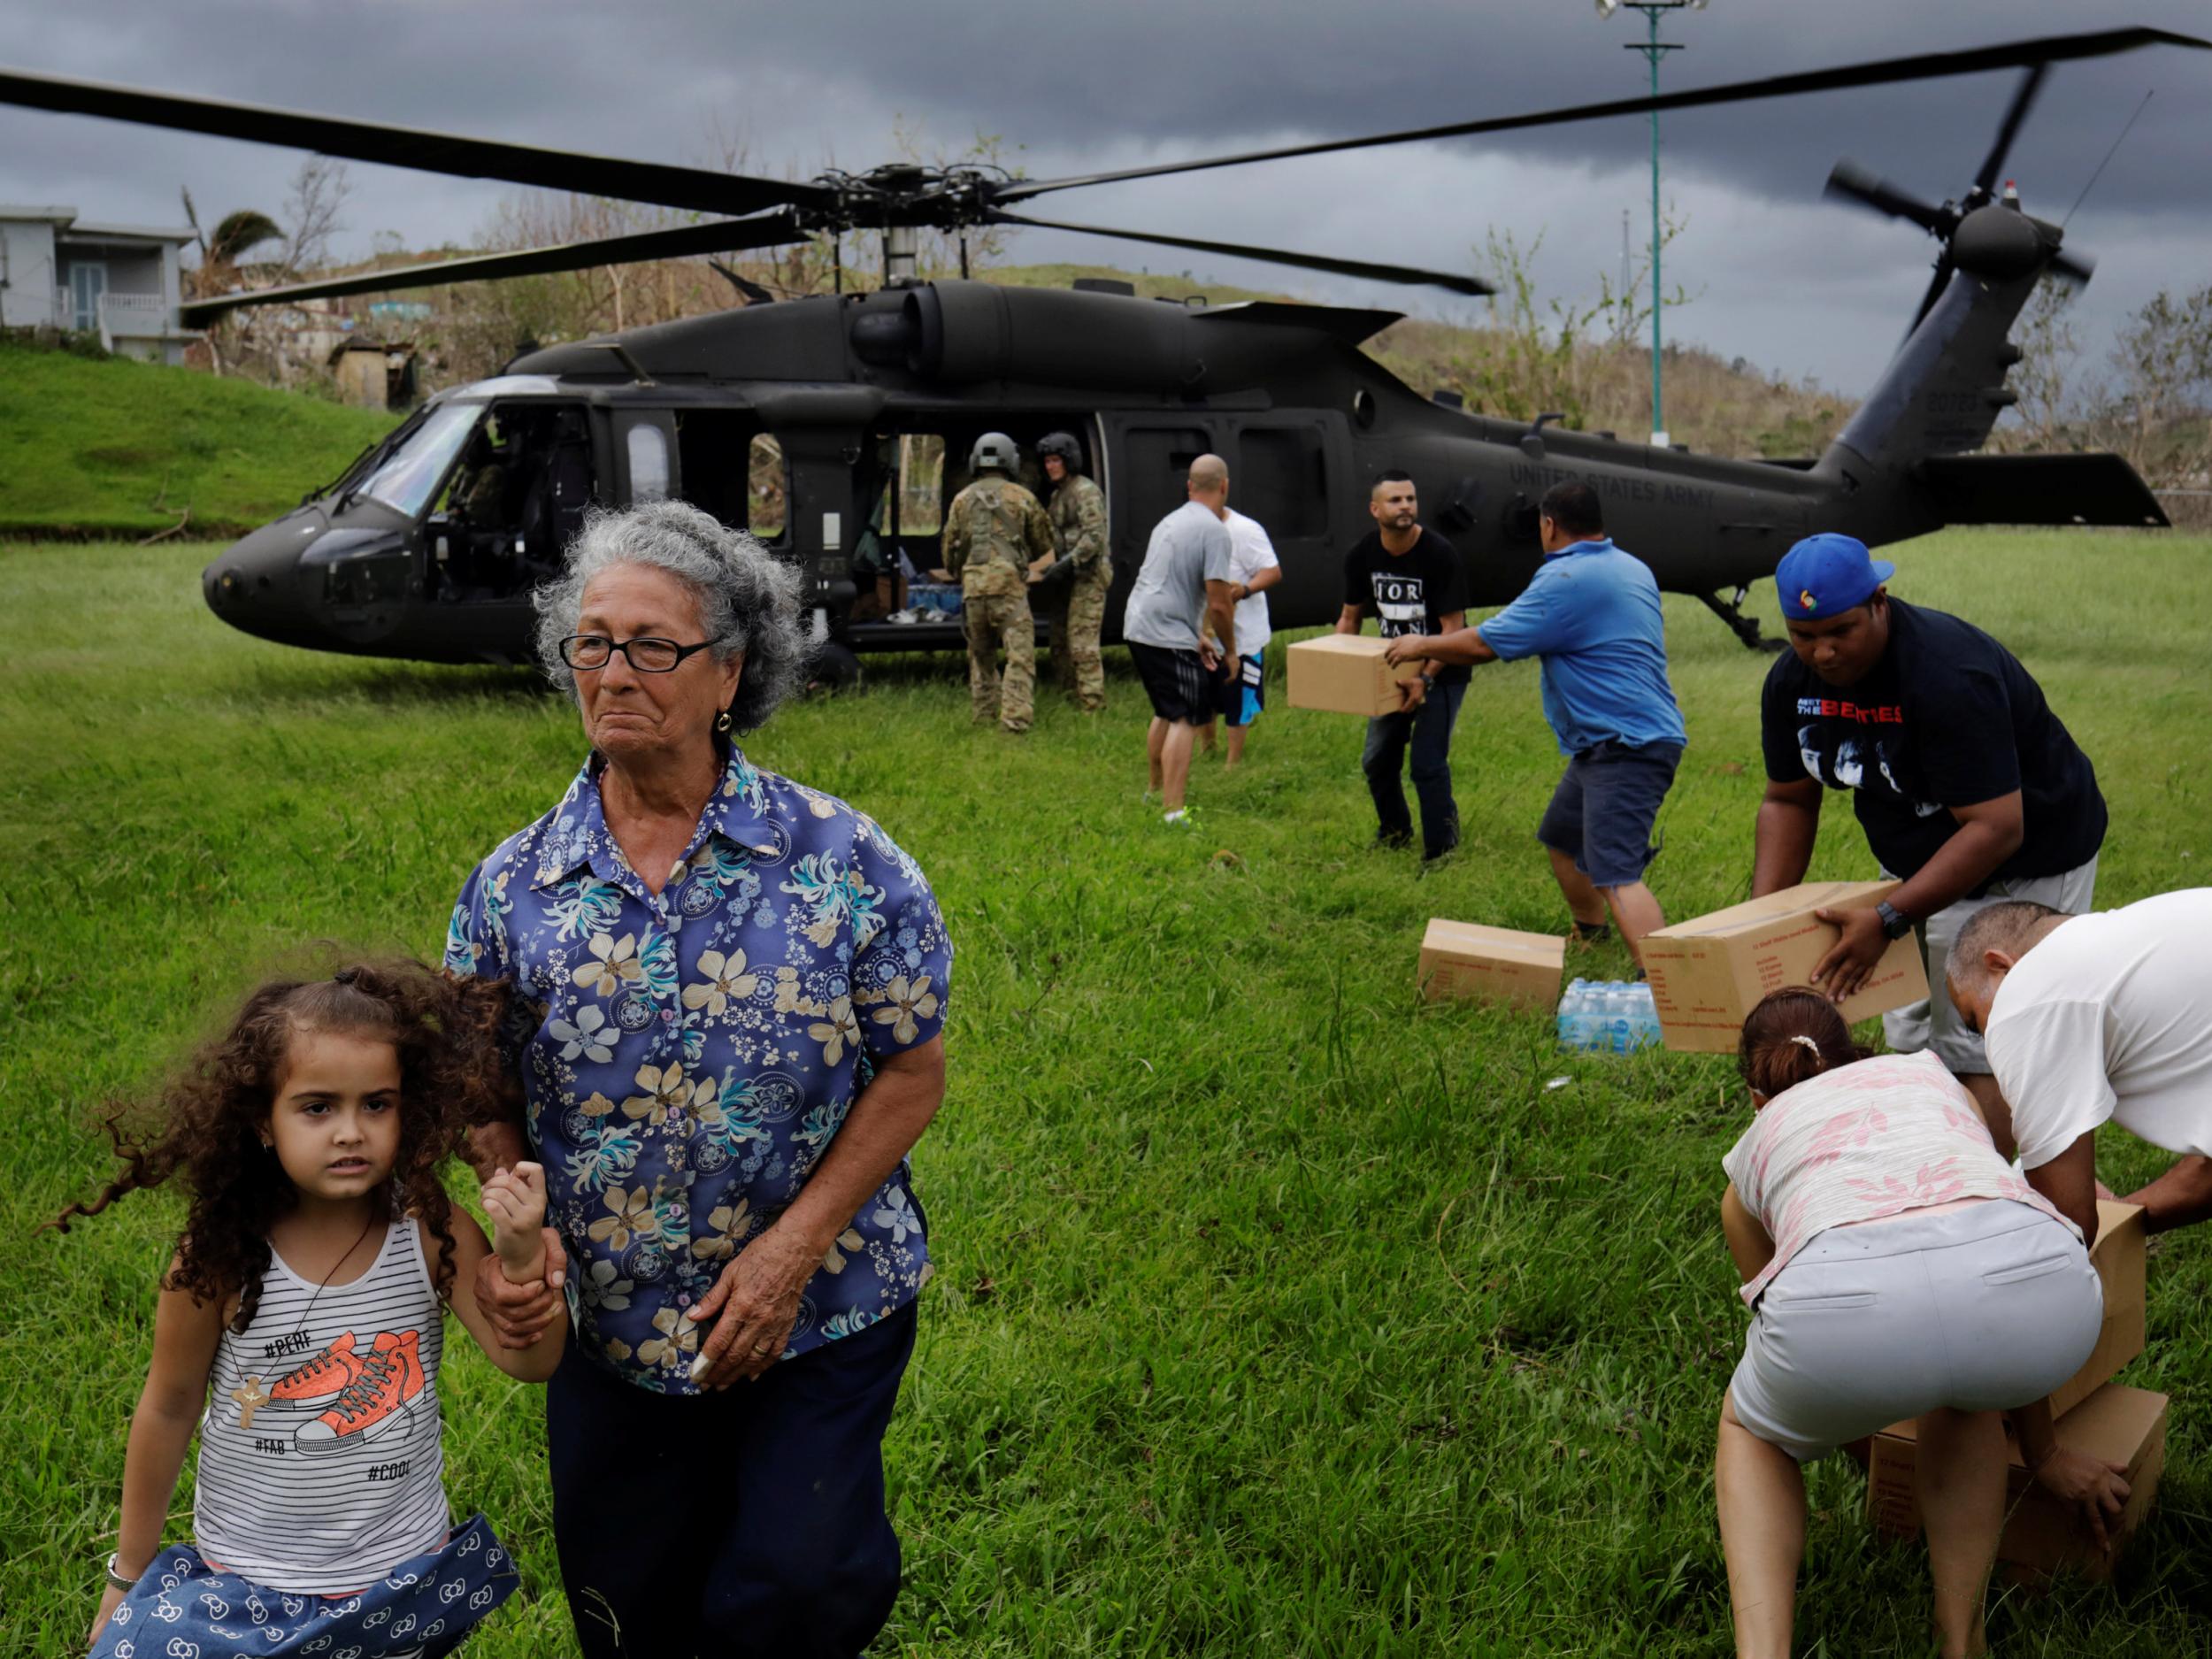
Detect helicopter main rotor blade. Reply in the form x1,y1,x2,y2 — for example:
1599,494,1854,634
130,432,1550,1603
1824,159,1950,234
0,65,834,219
995,27,2209,204
987,210,1494,298
180,211,808,326
1974,62,2049,198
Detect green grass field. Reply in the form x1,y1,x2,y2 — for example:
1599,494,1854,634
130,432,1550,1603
5,529,2210,1655
0,344,398,538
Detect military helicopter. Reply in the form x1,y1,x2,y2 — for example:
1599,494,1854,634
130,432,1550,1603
2,25,2199,679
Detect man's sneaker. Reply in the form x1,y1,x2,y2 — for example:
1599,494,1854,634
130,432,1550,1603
268,1332,364,1402
1371,828,1413,851
295,1331,426,1454
1163,806,1199,826
1571,919,1614,945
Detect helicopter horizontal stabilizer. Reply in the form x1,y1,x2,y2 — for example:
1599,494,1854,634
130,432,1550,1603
1914,452,2169,527
1189,302,1404,344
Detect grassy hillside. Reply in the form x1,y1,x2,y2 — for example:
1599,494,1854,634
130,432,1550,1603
0,342,398,538
5,528,2210,1655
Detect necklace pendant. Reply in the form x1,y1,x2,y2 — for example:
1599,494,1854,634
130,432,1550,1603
232,1376,271,1430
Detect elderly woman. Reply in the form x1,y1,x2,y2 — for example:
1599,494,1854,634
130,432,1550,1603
446,501,950,1659
1717,988,2124,1659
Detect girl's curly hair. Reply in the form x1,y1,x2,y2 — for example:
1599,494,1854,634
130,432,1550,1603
46,958,518,1333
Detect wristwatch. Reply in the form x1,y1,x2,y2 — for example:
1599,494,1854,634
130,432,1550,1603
104,1551,135,1590
1875,900,1914,941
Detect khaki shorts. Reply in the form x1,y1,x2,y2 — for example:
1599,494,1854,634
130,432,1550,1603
1883,854,2099,1074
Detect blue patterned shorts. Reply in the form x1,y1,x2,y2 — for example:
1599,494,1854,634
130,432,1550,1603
89,1511,517,1659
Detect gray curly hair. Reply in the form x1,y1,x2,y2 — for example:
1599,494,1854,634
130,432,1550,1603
533,500,808,733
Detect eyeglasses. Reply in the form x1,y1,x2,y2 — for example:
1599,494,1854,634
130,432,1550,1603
559,634,721,673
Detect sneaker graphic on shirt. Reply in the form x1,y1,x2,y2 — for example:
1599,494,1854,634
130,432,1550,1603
295,1330,424,1454
266,1331,365,1402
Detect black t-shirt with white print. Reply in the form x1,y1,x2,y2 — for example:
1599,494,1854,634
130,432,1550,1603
1759,597,2106,888
1342,527,1472,687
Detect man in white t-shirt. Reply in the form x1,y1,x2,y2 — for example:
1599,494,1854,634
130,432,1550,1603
1946,889,2212,1241
1200,506,1280,768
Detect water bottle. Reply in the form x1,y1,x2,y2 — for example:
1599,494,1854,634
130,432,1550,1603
1555,979,1591,1051
1604,983,1632,1053
1625,981,1663,1051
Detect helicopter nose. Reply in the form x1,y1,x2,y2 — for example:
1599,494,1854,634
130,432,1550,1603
202,510,328,649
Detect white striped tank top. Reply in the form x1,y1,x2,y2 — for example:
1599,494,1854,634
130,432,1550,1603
194,1217,449,1593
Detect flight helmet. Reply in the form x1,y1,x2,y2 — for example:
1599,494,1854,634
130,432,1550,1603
971,432,1019,474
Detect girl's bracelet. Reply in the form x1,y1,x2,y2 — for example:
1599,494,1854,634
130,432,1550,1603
104,1551,137,1590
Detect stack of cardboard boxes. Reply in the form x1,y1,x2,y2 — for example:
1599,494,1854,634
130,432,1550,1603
1865,1201,2164,1581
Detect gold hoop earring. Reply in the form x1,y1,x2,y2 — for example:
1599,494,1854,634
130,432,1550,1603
715,710,733,734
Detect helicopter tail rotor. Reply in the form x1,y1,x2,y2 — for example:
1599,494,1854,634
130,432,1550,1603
1824,63,2103,338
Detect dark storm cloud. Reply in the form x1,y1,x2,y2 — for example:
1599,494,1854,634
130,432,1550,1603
1,0,2206,394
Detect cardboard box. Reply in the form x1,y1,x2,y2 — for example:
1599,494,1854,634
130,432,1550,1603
1417,919,1566,1012
2047,1201,2147,1419
1286,634,1425,716
1640,879,1930,1053
1867,1381,2168,1582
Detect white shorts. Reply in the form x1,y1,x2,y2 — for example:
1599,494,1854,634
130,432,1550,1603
1883,854,2098,1074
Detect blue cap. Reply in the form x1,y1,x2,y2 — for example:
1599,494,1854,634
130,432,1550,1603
1775,534,1895,620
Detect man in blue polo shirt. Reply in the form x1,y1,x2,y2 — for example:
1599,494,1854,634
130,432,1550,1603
1386,480,1686,965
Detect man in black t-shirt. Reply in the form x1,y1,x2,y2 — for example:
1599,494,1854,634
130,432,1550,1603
1751,534,2105,1113
1336,471,1471,861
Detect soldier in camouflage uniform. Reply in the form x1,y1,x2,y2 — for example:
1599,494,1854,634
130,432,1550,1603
1036,431,1110,712
939,432,1056,732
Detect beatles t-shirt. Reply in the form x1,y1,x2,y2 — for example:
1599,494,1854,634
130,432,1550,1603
1759,598,2106,887
1342,528,1472,687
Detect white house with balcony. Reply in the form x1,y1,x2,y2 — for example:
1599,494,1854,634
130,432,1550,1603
0,204,200,364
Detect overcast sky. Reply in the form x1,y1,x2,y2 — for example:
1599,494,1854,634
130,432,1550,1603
4,0,2208,400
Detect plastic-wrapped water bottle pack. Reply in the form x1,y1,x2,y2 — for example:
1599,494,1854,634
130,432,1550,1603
1555,978,1663,1053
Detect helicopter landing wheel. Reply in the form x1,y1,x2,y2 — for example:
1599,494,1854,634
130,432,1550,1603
1700,588,1786,653
810,640,864,692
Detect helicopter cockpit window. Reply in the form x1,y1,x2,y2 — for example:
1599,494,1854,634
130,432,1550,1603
749,435,787,541
356,402,480,518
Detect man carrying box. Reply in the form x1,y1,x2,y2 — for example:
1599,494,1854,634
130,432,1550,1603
1750,534,2106,1119
1336,471,1470,862
1947,890,2212,1241
1386,481,1686,967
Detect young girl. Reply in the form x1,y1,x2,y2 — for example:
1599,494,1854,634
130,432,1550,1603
51,961,566,1658
1714,987,2127,1659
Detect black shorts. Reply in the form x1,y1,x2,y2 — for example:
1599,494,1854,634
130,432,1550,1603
1128,641,1215,725
1536,739,1683,888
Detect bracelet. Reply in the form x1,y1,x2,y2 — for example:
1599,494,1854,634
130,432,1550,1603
104,1551,136,1590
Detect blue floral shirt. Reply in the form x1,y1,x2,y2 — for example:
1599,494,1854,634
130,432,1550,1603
444,745,949,1393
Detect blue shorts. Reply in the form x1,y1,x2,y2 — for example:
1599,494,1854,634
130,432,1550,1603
1536,739,1682,888
1217,652,1264,726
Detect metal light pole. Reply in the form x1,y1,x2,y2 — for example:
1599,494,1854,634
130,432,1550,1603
1598,0,1704,446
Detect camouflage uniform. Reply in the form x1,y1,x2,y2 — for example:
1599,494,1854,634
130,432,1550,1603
942,472,1055,732
1046,472,1110,711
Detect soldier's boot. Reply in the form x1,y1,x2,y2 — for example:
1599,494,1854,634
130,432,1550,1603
999,599,1035,733
964,603,1001,725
